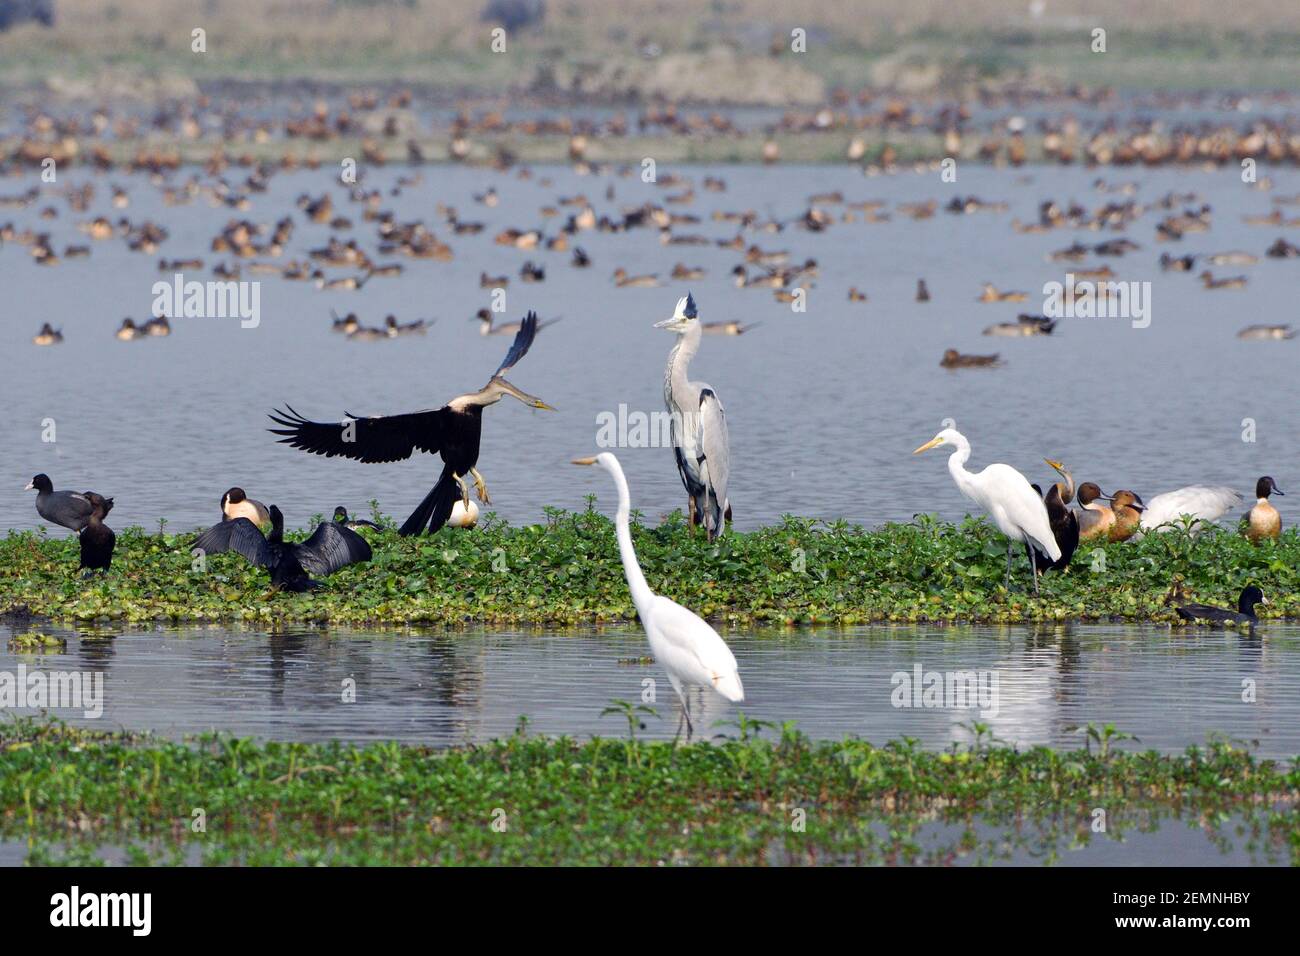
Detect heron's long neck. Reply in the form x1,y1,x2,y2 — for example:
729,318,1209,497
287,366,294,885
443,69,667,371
946,441,977,500
664,324,701,405
609,464,653,613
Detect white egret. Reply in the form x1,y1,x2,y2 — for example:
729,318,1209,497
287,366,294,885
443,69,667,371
655,292,731,540
1139,485,1242,533
572,452,744,737
913,428,1061,593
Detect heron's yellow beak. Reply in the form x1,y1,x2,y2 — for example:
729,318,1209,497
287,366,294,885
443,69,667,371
533,400,557,411
571,456,598,466
913,436,944,454
1045,458,1064,471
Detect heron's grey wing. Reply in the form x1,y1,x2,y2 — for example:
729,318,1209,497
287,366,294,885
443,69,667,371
296,522,373,577
698,386,730,514
490,310,539,379
192,518,273,567
42,491,94,530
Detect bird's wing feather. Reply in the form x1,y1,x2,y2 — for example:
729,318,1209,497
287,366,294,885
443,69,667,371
268,404,446,463
647,596,738,676
1141,486,1242,529
44,491,94,527
977,464,1061,559
489,311,538,380
697,387,730,510
296,521,373,576
192,518,273,567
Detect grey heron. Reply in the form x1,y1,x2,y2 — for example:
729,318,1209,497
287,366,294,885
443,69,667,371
655,292,731,540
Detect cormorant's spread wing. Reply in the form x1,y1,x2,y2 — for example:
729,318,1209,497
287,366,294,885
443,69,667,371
192,518,273,567
296,521,373,576
269,403,447,463
490,311,539,379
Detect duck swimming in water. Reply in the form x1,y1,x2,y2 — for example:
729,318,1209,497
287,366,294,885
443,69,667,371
116,318,143,340
25,474,114,533
1237,324,1295,341
32,323,62,346
192,505,372,592
1176,585,1267,627
474,309,559,336
940,349,1000,368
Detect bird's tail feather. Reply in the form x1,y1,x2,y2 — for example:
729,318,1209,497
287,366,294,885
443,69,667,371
713,670,744,703
399,466,458,536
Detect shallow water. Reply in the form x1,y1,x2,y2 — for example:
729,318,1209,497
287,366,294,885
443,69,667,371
0,163,1296,535
3,621,1298,755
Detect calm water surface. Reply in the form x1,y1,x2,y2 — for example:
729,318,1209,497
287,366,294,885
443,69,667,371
1,164,1296,534
3,621,1297,754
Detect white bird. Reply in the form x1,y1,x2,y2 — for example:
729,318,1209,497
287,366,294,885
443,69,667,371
655,292,731,540
572,452,744,737
913,427,1061,593
1139,485,1242,532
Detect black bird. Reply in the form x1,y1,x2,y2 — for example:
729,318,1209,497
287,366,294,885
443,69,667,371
25,474,114,532
78,493,116,571
269,312,554,536
1176,586,1267,626
1028,482,1079,574
192,505,372,592
333,506,381,530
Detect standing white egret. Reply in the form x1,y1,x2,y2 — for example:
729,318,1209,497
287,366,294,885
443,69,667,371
572,452,744,737
1139,485,1242,533
913,428,1061,593
655,292,731,540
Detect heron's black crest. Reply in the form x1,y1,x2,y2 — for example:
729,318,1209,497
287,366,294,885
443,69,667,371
683,292,698,318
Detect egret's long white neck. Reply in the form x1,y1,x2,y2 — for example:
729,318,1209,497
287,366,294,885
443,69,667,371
606,460,654,614
664,322,701,405
945,435,978,501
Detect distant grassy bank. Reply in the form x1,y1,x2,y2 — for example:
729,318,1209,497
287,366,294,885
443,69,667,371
1,511,1295,627
1,0,1298,100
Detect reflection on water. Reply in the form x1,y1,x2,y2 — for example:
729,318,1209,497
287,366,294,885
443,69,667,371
1,807,1290,866
3,621,1297,755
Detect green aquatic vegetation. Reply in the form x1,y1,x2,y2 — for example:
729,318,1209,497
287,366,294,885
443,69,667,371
0,718,1295,866
0,511,1296,627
